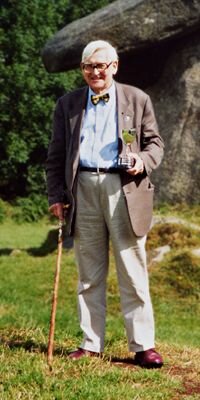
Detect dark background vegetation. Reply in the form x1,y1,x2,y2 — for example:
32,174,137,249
0,0,114,221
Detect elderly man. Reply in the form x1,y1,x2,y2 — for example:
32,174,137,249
46,40,164,368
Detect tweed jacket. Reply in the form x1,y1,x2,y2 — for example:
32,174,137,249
46,81,164,236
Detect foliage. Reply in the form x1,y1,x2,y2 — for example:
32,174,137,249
63,0,114,23
13,194,48,222
0,0,113,201
0,198,13,223
0,198,7,223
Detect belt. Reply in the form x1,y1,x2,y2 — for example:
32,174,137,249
80,166,120,174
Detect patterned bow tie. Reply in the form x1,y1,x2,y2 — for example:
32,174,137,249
91,93,110,105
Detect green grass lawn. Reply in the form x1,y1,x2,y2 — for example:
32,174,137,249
0,208,200,399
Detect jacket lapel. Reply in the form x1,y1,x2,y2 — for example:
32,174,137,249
69,87,88,134
115,82,137,156
68,86,88,187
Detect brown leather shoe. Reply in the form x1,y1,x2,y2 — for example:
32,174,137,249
68,348,100,360
134,349,163,368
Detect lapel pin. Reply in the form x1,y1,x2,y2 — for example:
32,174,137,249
124,115,131,122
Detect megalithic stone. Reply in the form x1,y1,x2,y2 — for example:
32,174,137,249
41,0,200,73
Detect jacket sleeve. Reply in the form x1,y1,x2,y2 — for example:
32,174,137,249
139,95,164,175
46,99,66,206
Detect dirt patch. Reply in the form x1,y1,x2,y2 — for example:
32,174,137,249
168,365,200,398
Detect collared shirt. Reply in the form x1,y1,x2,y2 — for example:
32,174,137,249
79,82,118,168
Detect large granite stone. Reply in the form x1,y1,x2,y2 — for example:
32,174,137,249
42,0,200,73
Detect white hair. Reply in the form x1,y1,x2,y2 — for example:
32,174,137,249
81,40,118,62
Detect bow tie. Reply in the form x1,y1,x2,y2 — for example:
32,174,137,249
91,93,110,105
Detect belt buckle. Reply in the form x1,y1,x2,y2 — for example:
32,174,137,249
91,167,99,175
97,167,106,175
91,167,105,175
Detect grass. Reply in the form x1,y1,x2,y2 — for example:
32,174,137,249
0,206,200,399
155,203,200,225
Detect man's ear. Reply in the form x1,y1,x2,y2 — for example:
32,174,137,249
112,60,119,75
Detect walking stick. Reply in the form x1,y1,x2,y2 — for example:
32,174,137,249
47,218,64,368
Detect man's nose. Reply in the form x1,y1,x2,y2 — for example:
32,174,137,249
92,67,99,75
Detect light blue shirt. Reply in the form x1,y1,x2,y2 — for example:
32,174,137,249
80,82,118,168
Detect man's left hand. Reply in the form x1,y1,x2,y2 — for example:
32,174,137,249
127,153,144,176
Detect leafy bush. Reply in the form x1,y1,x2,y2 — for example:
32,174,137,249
13,194,48,223
0,199,7,223
0,198,14,223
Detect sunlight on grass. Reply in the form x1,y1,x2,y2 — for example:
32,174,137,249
0,218,54,249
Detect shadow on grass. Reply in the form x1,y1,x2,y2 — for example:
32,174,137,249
0,248,13,256
0,332,136,365
28,229,73,256
0,229,73,257
109,355,138,368
1,335,138,368
0,336,71,357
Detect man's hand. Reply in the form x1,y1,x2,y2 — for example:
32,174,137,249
127,153,144,176
49,202,65,220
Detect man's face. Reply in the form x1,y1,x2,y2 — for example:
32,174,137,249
81,48,118,94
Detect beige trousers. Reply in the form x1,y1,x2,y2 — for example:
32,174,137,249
74,171,155,353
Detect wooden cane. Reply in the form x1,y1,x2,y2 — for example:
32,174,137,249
47,219,63,368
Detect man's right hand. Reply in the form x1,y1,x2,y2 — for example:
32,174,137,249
49,202,64,220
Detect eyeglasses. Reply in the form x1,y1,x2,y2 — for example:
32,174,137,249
81,62,113,73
